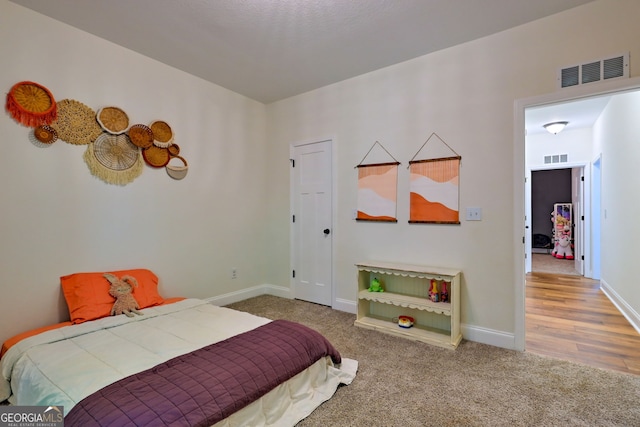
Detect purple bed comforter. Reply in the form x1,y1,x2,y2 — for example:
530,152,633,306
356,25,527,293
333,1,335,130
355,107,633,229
65,319,341,427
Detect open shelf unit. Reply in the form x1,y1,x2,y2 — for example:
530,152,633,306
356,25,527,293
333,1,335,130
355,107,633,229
354,261,462,349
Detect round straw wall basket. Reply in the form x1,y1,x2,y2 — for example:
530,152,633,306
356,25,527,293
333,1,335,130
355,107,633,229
150,120,174,147
128,124,154,148
97,107,129,134
5,81,57,127
168,143,180,157
33,125,58,144
166,156,188,180
142,145,170,168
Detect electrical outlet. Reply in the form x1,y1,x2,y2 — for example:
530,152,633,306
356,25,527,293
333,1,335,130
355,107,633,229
466,207,482,221
231,268,237,279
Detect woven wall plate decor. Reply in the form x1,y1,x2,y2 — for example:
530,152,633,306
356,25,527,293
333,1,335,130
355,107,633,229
166,155,188,180
149,120,174,148
5,81,57,127
97,106,129,135
50,99,102,145
142,145,170,168
128,124,154,149
93,133,140,170
83,137,143,186
33,125,58,144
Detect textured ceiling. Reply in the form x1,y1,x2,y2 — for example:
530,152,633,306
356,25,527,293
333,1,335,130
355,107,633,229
11,0,595,104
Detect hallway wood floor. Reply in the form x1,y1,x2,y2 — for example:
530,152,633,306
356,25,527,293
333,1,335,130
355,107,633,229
526,272,640,376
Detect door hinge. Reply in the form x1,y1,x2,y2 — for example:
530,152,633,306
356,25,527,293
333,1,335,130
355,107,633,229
581,215,584,221
292,270,295,278
581,176,584,181
522,236,525,244
290,158,295,167
582,255,585,260
292,214,295,223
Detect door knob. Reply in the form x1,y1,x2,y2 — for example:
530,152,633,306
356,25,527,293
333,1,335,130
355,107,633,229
323,228,330,235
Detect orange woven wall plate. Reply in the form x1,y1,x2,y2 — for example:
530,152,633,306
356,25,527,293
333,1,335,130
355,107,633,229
5,81,57,127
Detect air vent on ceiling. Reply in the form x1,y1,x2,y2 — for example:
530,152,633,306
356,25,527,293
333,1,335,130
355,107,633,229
558,53,628,89
544,154,568,164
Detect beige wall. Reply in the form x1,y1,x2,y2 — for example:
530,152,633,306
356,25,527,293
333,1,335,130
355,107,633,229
0,0,270,343
267,0,640,347
2,0,639,349
594,90,640,324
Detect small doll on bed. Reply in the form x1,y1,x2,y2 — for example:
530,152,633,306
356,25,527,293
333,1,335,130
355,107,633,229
105,273,144,317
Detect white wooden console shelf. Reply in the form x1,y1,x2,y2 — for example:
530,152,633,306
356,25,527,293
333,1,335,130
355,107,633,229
354,261,462,349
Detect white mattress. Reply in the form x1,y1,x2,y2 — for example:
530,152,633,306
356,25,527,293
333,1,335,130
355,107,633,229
0,298,357,425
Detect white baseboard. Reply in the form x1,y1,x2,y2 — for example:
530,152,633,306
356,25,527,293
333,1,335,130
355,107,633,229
205,284,292,306
206,285,358,314
600,279,640,335
333,297,356,314
207,287,516,349
461,324,516,350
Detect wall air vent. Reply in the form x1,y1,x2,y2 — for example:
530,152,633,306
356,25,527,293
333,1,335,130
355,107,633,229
558,53,628,88
544,154,568,164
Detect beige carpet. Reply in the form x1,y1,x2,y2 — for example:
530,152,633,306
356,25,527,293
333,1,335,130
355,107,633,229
227,295,640,427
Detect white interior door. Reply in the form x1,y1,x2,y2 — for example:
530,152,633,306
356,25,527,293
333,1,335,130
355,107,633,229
572,167,584,275
524,171,532,273
291,140,332,306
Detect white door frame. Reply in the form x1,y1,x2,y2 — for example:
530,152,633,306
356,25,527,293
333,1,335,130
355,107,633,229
591,155,602,280
525,163,588,275
571,166,586,276
513,76,640,351
289,137,337,307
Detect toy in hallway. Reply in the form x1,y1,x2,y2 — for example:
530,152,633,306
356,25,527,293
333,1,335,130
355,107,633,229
551,203,574,260
554,230,574,259
368,277,384,292
429,279,439,302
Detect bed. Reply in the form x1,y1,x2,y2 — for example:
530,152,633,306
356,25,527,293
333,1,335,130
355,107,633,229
0,269,357,426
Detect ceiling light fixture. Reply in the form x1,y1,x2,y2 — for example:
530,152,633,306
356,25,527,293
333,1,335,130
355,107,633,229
543,121,568,135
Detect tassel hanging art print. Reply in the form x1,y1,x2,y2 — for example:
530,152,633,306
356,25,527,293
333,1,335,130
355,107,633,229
355,141,400,222
408,133,461,224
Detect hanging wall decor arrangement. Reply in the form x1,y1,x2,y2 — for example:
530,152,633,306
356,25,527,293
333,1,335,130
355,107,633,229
33,125,58,144
165,155,189,180
408,133,461,224
96,106,130,135
5,81,189,185
49,99,103,145
83,133,144,186
355,141,400,222
5,81,57,127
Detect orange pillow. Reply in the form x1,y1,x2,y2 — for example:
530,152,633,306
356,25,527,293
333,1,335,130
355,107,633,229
61,269,165,324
